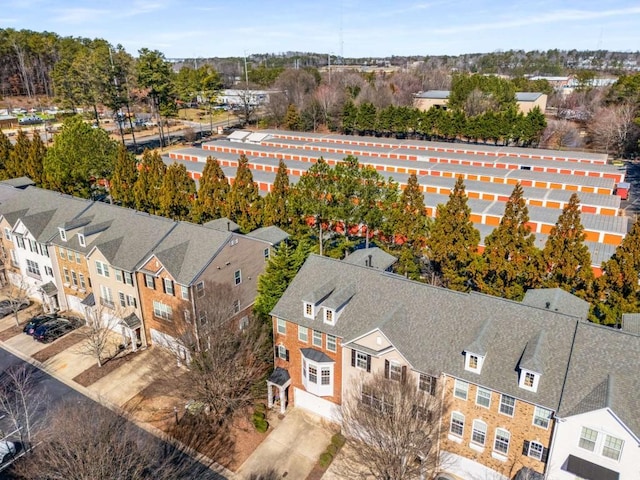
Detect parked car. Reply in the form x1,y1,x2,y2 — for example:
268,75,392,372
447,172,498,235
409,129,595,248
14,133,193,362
0,300,30,319
32,317,80,343
0,439,16,464
23,313,58,336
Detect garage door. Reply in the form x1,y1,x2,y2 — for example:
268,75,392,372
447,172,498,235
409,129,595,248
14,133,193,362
150,328,189,362
66,294,85,316
294,387,340,422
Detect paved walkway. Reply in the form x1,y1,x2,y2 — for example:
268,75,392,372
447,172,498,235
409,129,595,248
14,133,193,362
236,408,335,480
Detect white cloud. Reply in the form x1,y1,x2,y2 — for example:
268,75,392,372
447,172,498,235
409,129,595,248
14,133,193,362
52,7,110,24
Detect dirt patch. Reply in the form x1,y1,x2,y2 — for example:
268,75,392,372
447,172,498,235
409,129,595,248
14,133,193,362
0,325,23,341
306,464,327,480
73,348,144,387
31,331,84,363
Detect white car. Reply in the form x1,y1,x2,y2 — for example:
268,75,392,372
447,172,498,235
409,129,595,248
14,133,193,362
0,440,16,463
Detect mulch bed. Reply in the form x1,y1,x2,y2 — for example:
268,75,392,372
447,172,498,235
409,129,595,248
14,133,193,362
32,331,84,363
306,464,326,480
73,349,143,387
0,324,23,341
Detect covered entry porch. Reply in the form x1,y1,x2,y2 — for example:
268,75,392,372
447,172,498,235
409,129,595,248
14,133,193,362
267,367,291,414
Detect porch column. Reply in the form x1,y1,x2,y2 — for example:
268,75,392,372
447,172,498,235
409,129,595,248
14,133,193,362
267,382,274,409
121,326,128,348
129,329,137,352
279,386,286,414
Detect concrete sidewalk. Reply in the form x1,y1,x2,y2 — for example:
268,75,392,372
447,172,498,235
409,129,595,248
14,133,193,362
236,408,335,480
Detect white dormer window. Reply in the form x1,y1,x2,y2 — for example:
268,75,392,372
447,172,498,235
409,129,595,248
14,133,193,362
519,369,540,392
465,352,484,374
78,234,86,247
303,302,314,319
59,228,67,242
324,308,335,325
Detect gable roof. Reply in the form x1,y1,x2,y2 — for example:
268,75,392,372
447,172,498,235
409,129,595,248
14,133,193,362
522,288,590,320
144,221,232,285
272,255,578,409
246,226,289,245
203,217,240,232
558,322,640,438
342,247,397,270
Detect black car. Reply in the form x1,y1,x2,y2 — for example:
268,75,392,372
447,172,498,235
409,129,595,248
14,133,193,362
23,313,58,336
32,317,79,343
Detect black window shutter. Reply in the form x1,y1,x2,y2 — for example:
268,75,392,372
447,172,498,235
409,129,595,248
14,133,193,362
401,365,407,383
351,349,356,367
366,355,371,373
431,377,437,395
274,346,278,358
522,440,530,456
384,359,390,379
541,447,549,463
285,349,290,362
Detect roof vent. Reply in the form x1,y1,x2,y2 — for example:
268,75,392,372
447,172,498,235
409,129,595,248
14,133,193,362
545,301,551,309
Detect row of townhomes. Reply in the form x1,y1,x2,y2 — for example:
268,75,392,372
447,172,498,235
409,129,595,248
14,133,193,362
0,179,287,355
270,253,640,480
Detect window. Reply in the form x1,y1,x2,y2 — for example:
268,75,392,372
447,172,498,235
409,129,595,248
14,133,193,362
524,372,535,387
312,330,322,347
29,239,38,253
239,316,249,330
579,427,598,452
44,266,53,277
59,248,65,260
499,394,516,416
527,441,544,461
419,374,437,395
234,269,242,285
59,228,67,241
66,248,72,261
163,278,174,296
233,299,240,313
277,345,288,360
450,412,464,437
75,252,81,264
471,420,487,446
602,435,624,461
326,334,337,352
476,387,492,408
39,243,49,257
494,429,510,455
4,227,11,240
145,274,155,289
119,292,126,308
16,236,25,249
196,281,205,298
124,272,133,286
465,352,484,373
71,271,78,287
100,285,114,308
324,308,334,324
63,268,70,284
303,359,333,396
264,248,270,260
298,326,308,343
519,369,540,392
355,351,369,370
304,302,314,318
321,368,331,385
276,318,286,335
126,295,136,307
95,260,109,277
533,406,552,429
78,234,85,247
181,285,189,300
115,269,123,282
388,361,402,382
469,355,478,369
26,259,40,277
79,274,86,290
153,301,172,321
454,379,469,400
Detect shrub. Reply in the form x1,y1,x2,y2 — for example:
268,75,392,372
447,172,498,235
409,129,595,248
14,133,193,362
254,403,267,415
326,443,338,456
254,417,269,433
331,432,346,448
318,452,333,469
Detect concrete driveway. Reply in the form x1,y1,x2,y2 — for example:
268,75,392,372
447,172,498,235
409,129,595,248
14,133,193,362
4,328,50,355
236,408,334,480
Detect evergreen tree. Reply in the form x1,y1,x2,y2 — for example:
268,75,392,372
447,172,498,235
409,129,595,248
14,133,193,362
191,156,230,223
284,104,302,131
226,155,262,232
342,100,357,134
263,160,290,228
133,150,166,214
158,163,195,220
6,129,30,179
395,245,422,281
428,177,480,291
0,130,13,180
593,221,640,325
542,193,594,299
394,173,429,250
473,183,541,300
110,144,138,208
25,132,46,185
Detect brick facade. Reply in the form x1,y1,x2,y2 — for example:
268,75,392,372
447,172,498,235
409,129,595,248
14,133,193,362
55,245,92,300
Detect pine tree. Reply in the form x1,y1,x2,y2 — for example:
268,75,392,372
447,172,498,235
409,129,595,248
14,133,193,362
6,129,30,178
0,130,13,180
25,133,46,186
109,145,138,208
342,100,357,134
593,221,640,325
191,156,230,223
473,183,542,300
428,177,480,291
226,155,262,232
542,193,594,299
393,173,429,251
133,150,166,214
284,104,302,131
395,245,421,281
159,163,196,220
263,159,290,228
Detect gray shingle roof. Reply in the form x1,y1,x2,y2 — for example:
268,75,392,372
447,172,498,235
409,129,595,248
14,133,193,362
522,288,590,319
246,226,289,245
621,313,640,334
145,221,232,286
301,348,334,363
1,177,35,188
558,322,640,438
272,255,579,410
342,247,397,270
464,319,494,357
519,331,547,374
203,217,240,232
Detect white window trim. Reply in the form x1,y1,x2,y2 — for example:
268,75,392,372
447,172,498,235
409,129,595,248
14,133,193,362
181,285,189,300
527,441,544,461
234,269,242,286
326,334,337,353
471,419,487,447
532,406,552,430
303,301,314,319
465,351,484,373
499,394,516,417
298,326,308,343
493,428,511,457
276,318,286,335
476,387,492,408
454,379,469,400
324,307,335,325
301,357,333,397
449,411,464,438
59,228,67,242
519,368,540,392
78,233,86,247
312,330,322,347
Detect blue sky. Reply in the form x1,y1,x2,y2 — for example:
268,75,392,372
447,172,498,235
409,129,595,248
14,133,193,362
2,0,640,58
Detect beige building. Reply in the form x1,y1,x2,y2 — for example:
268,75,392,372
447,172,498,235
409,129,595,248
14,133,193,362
414,90,547,114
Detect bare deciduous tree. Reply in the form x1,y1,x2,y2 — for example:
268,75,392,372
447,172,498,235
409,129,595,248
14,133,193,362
74,307,121,367
339,373,444,480
588,102,638,156
541,119,583,149
4,275,31,327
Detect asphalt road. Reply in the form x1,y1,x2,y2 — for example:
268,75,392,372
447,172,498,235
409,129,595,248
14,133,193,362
0,347,226,479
